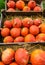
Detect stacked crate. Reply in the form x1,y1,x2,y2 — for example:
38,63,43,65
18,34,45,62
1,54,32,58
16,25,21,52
0,0,45,65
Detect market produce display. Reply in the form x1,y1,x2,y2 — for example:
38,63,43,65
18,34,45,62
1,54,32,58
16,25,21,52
0,48,45,65
1,17,45,43
0,0,45,65
7,0,42,12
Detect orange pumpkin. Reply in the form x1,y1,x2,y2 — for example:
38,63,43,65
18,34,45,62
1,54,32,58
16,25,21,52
16,0,25,10
4,20,12,28
14,36,24,42
24,34,36,42
3,36,14,43
23,6,30,12
2,48,15,64
10,62,18,65
15,48,29,65
7,0,15,8
31,49,45,65
39,23,45,33
29,25,39,35
34,6,42,12
22,18,33,27
10,28,21,38
12,18,22,28
7,8,15,12
1,28,10,37
36,33,45,42
34,19,42,26
28,0,36,10
21,27,29,36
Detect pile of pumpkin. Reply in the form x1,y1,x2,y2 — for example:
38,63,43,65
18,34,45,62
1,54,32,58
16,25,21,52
7,0,42,12
0,17,45,43
0,48,45,65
